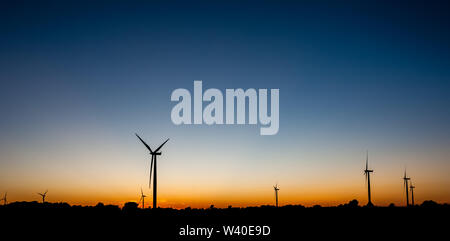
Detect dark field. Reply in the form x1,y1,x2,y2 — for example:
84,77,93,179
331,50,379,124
1,200,448,240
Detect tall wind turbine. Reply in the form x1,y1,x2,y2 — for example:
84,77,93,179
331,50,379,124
364,151,374,206
0,192,6,205
135,133,169,209
38,190,48,203
403,170,410,207
410,182,415,206
139,188,147,209
273,184,280,207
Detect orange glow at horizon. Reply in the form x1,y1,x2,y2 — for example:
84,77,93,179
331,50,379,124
1,127,450,209
3,174,449,208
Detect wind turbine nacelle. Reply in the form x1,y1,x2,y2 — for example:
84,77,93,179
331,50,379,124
151,152,162,155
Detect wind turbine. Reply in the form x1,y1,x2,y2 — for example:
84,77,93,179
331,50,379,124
364,151,374,206
410,182,415,206
38,190,48,203
139,188,147,209
403,170,410,207
135,133,169,209
0,192,6,205
273,184,280,207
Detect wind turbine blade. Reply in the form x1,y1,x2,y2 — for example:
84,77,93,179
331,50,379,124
366,150,368,170
141,188,144,196
154,138,169,153
44,190,48,195
136,133,153,153
149,155,154,188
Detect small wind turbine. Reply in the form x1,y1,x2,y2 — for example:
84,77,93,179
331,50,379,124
139,188,147,209
135,133,169,209
364,151,374,206
273,184,280,207
410,182,415,206
403,170,410,207
38,190,48,203
0,192,6,205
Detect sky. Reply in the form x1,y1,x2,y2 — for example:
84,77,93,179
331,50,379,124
1,0,450,208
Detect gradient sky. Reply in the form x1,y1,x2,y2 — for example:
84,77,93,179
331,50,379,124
1,0,450,208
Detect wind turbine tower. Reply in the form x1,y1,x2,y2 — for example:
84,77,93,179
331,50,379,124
403,171,411,207
273,184,280,207
136,133,169,209
1,192,6,205
410,182,415,206
364,151,374,206
38,190,48,203
140,188,147,209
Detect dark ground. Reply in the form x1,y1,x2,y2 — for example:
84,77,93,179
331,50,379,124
1,200,448,240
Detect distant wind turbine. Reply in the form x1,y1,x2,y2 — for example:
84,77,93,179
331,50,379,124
139,188,147,209
0,192,6,205
364,151,374,206
403,170,410,207
135,133,169,209
410,182,415,206
273,184,280,207
38,190,48,203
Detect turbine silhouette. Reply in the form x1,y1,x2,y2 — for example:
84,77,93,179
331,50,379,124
273,184,280,207
139,188,147,209
0,192,6,205
409,182,415,206
136,133,169,209
38,190,48,203
364,151,374,206
403,170,410,207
